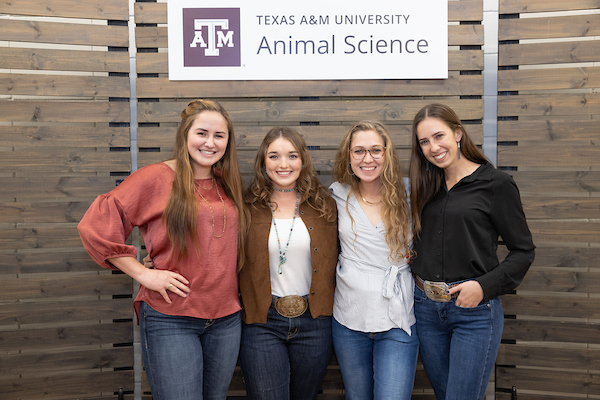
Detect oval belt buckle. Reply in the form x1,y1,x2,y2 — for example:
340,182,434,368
275,295,308,318
423,280,451,302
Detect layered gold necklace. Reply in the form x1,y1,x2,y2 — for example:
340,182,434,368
195,178,226,238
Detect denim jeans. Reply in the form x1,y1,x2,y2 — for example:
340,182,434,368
414,285,504,400
239,299,333,400
332,318,419,400
139,302,241,400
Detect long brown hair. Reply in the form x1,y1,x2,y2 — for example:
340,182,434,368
333,121,411,262
163,99,249,267
245,126,335,221
409,103,488,237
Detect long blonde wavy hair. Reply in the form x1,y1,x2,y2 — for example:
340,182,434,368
163,99,249,268
333,121,411,262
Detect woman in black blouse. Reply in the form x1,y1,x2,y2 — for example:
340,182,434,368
409,104,534,400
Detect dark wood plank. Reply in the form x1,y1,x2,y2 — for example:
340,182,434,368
497,343,600,370
528,220,600,243
499,14,600,41
0,274,132,301
0,201,93,223
0,250,104,274
509,171,600,195
496,393,585,400
0,73,130,97
0,226,83,250
522,197,600,219
498,93,600,117
529,246,600,269
0,298,133,325
0,47,129,73
0,176,119,202
135,25,484,48
499,41,600,66
136,49,484,74
503,319,600,344
498,145,600,167
518,268,600,293
1,100,130,123
498,67,600,91
137,99,484,124
0,322,133,350
1,19,129,47
496,367,600,395
500,0,600,13
0,347,133,375
502,294,600,319
0,370,135,399
0,150,131,173
0,126,130,148
498,119,599,141
0,0,129,20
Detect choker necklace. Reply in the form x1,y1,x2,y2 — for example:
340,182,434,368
268,190,300,274
195,179,226,238
197,178,214,190
273,187,297,193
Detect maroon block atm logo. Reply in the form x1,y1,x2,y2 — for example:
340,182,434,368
182,8,241,67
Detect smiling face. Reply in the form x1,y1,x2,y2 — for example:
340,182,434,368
186,111,229,179
265,137,303,190
416,117,462,170
349,129,385,184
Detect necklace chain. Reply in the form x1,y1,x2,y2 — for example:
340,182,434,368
195,179,226,238
273,186,297,193
268,190,300,274
359,189,381,206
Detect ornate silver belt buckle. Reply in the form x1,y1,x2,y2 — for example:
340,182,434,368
274,295,308,318
423,280,452,302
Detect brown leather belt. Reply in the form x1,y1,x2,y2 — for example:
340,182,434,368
414,275,459,302
274,295,308,318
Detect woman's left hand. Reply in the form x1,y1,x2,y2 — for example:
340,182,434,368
449,280,484,308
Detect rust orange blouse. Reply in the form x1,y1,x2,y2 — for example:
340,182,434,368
78,162,240,320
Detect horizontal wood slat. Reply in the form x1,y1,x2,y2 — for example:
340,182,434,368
498,66,600,91
0,150,131,173
0,0,129,20
0,347,134,375
502,294,600,319
0,73,130,97
500,0,600,13
0,47,130,73
499,14,600,41
0,274,132,301
1,19,129,47
0,322,133,350
0,177,119,202
0,251,102,274
518,268,600,292
496,394,585,400
137,99,484,124
530,246,600,269
497,145,600,167
0,201,93,223
499,41,600,66
509,171,600,195
0,101,130,123
497,343,600,370
136,75,483,98
0,226,83,250
503,319,600,344
0,126,130,148
498,119,599,141
522,197,600,219
136,49,484,75
498,93,600,117
528,220,600,243
0,298,133,325
496,367,600,395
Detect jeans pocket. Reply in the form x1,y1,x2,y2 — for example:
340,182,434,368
414,285,426,303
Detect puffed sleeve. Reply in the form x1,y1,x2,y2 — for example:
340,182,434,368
476,173,535,299
78,193,138,270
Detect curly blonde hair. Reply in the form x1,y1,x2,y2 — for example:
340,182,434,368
333,121,411,262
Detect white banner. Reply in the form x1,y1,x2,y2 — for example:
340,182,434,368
167,0,448,80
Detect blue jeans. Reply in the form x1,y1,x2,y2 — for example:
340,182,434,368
239,299,333,400
414,285,503,400
332,318,419,400
139,302,241,400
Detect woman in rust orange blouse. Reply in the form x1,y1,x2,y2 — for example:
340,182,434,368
78,99,248,400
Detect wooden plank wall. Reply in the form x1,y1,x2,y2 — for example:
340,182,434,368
494,1,600,399
0,0,135,399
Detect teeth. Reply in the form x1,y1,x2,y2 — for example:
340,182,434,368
434,152,446,160
277,171,292,176
201,150,216,155
361,167,376,171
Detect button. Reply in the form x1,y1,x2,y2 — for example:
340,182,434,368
309,227,313,230
314,248,318,252
438,231,442,235
437,252,441,256
313,269,317,273
436,274,441,279
301,211,305,214
311,291,315,295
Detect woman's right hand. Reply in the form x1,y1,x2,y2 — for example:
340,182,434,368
108,256,190,304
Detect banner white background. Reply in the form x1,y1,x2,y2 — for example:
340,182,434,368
168,0,448,80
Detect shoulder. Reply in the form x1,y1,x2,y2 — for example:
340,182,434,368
329,181,350,198
112,163,174,196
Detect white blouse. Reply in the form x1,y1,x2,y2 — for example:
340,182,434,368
329,181,415,334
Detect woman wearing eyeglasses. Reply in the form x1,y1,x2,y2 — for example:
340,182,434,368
330,121,418,400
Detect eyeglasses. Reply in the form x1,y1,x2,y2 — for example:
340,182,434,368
349,146,386,160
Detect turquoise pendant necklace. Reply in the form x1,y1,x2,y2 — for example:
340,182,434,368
269,190,300,274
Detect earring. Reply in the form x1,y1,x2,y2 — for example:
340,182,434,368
458,142,461,160
426,160,430,171
264,166,268,174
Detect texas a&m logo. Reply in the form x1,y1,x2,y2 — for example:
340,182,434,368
182,8,241,67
